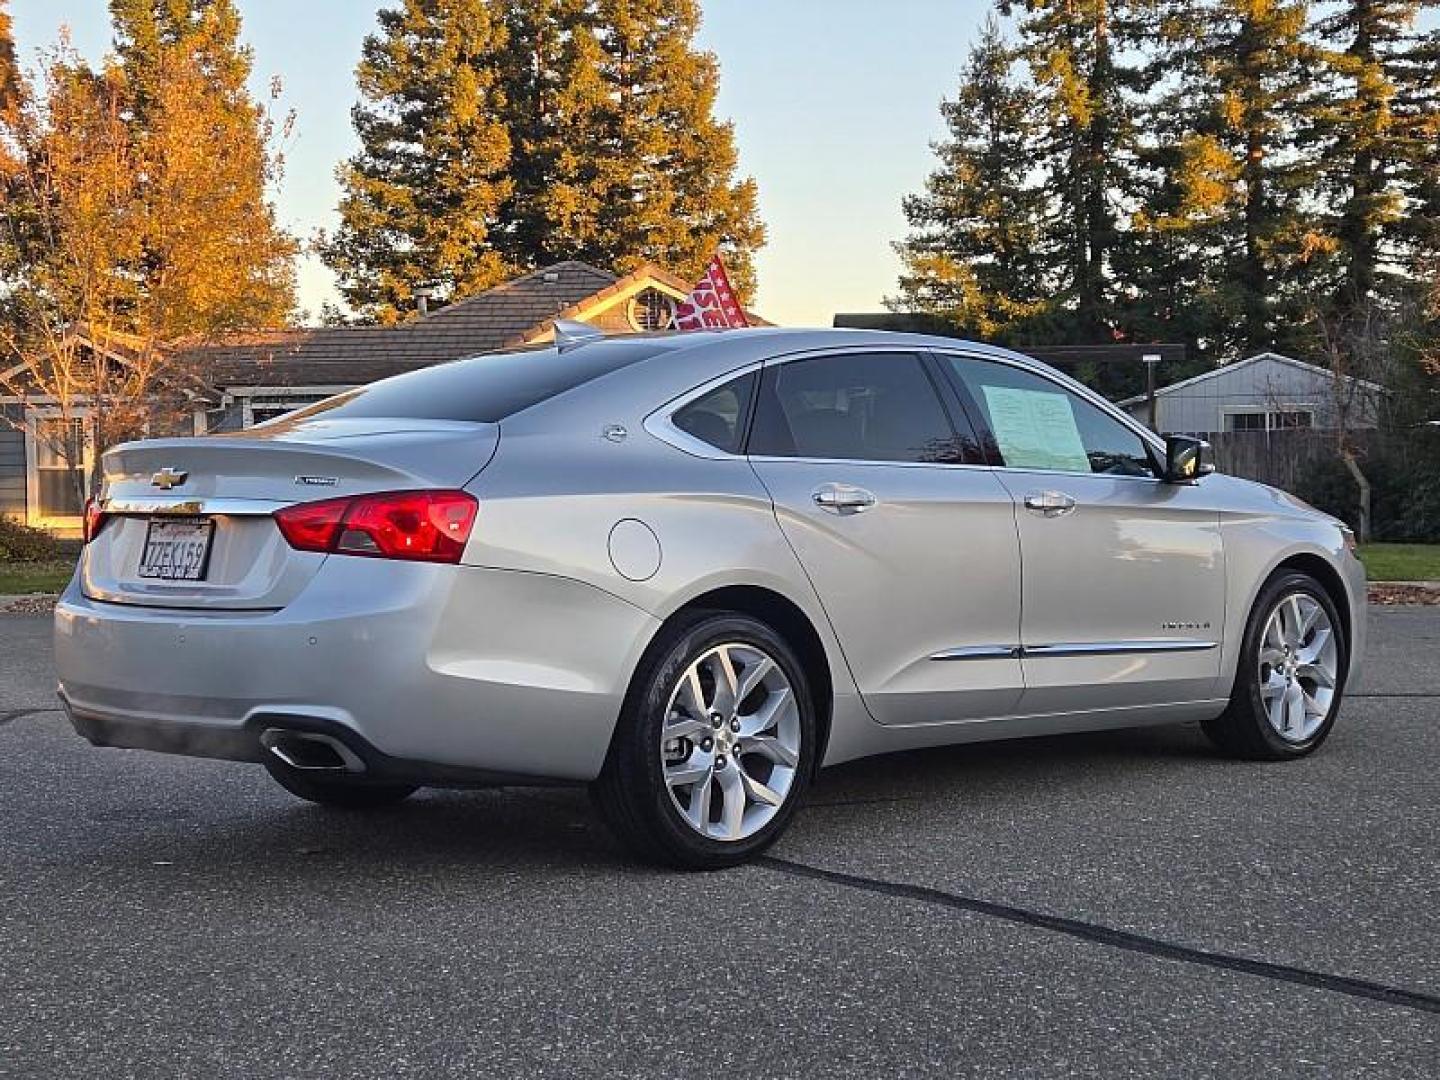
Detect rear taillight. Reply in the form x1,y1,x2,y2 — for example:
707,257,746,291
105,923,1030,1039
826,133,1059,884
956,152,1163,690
274,489,478,564
83,497,110,544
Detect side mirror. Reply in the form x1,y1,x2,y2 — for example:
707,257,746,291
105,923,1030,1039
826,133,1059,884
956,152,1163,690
1161,435,1214,483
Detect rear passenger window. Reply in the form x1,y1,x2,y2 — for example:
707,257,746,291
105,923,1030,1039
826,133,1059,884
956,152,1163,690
672,373,756,454
748,352,978,464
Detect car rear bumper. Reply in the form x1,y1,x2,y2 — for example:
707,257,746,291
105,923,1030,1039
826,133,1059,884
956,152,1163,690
54,558,660,782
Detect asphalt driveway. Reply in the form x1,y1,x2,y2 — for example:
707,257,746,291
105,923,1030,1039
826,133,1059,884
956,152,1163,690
0,608,1436,1077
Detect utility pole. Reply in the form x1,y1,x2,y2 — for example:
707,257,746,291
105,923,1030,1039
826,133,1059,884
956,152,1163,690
1143,353,1162,431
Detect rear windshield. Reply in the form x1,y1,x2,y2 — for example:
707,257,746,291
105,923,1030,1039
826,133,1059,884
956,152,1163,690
273,340,669,425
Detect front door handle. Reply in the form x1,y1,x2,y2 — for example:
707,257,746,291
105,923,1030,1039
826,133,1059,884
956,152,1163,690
812,483,877,514
1023,490,1077,517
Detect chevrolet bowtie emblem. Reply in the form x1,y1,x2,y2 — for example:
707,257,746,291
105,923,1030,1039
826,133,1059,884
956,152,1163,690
150,467,189,490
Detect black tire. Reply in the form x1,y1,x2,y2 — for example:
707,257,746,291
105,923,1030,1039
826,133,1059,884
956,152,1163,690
591,611,818,870
263,758,419,809
1202,571,1348,760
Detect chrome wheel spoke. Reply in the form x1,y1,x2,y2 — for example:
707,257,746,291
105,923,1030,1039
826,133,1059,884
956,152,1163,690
735,655,774,707
1283,680,1305,733
712,647,741,715
716,764,746,839
738,733,799,767
687,773,714,830
664,715,710,742
1296,661,1334,690
738,686,793,738
738,764,783,808
1298,628,1332,666
666,754,713,789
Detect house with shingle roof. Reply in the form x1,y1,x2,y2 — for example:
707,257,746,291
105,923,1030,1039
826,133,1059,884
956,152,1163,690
2,260,763,532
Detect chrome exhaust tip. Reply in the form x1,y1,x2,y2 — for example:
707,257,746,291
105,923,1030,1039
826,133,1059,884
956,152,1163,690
259,728,366,774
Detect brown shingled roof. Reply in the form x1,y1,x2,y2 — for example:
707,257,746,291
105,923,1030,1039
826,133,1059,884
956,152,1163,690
154,260,767,391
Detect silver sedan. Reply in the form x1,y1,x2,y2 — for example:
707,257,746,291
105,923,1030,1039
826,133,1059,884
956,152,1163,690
55,328,1365,868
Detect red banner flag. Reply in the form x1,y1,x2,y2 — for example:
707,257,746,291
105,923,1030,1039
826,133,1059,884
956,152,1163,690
673,255,750,331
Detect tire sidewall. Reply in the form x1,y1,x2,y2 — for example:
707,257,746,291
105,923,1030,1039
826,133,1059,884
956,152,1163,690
1236,572,1348,757
623,613,817,867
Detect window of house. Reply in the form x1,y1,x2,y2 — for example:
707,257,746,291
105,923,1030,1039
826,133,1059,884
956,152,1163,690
1224,409,1314,433
748,352,978,464
27,414,92,523
942,356,1155,477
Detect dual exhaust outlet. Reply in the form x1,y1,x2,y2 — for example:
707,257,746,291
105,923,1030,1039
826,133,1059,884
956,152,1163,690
259,728,366,774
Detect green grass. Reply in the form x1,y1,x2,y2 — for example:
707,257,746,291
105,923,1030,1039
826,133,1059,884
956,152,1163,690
0,560,75,595
1358,544,1440,583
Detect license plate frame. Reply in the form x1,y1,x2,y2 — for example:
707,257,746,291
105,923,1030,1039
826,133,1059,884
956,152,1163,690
137,517,215,582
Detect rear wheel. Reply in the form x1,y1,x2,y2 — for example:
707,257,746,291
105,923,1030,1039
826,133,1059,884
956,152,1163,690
592,612,817,869
263,758,418,809
1202,572,1347,760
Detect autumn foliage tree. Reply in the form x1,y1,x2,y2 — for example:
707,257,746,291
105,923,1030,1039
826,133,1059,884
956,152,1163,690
324,0,764,324
0,1,296,490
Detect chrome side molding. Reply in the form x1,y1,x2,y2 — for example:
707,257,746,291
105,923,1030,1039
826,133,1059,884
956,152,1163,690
930,639,1218,661
929,645,1022,661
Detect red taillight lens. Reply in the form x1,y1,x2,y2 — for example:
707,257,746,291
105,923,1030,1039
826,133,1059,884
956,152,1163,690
83,497,110,544
274,490,478,564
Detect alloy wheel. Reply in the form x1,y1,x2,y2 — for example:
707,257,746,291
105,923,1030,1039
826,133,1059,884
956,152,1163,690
660,642,802,841
1257,592,1339,744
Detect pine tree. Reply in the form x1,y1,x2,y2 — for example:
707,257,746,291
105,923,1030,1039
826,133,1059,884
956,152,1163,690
493,0,603,267
324,0,765,320
1150,0,1326,356
323,0,514,324
578,0,763,297
998,0,1149,343
889,17,1049,339
1314,0,1440,307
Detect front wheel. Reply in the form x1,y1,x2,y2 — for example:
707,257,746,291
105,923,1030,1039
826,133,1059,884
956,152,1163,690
592,613,817,870
1203,572,1348,760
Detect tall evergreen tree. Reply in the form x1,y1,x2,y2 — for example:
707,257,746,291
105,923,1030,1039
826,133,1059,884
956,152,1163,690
1151,0,1325,355
998,0,1149,342
323,0,514,324
1313,0,1440,307
578,0,763,297
324,0,764,322
889,17,1049,339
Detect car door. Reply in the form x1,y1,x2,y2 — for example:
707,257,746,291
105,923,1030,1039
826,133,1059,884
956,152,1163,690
746,348,1024,726
937,351,1225,715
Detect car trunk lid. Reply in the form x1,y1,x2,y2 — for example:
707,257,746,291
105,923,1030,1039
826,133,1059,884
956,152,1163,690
83,418,498,610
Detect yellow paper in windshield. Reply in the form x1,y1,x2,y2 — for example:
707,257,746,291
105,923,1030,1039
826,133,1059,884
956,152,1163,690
981,386,1091,473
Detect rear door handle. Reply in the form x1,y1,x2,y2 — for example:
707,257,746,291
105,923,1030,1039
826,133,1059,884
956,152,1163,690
1023,490,1077,517
812,483,877,514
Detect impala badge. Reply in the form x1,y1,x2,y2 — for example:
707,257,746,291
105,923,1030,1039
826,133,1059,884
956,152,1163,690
150,467,188,490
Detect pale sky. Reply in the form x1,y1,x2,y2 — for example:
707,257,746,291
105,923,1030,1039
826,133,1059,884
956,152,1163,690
9,0,991,325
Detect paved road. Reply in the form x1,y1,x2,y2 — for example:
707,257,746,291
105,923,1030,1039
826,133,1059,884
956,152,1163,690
1,609,1436,1078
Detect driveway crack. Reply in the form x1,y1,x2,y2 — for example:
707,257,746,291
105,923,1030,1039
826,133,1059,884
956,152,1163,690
757,856,1440,1016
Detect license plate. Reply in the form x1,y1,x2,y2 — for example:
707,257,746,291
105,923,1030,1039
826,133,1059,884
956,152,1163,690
138,518,214,581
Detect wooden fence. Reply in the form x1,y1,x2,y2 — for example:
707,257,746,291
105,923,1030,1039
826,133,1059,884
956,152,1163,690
1204,429,1354,492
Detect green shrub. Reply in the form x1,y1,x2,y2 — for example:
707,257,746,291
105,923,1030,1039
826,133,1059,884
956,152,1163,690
1295,429,1440,542
0,516,64,562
